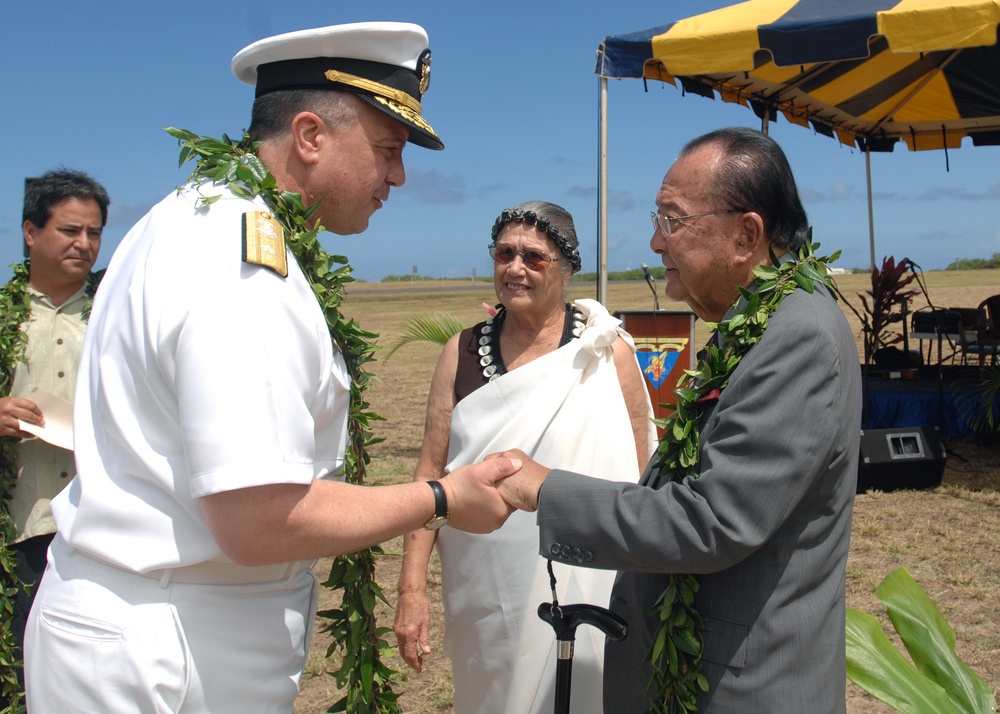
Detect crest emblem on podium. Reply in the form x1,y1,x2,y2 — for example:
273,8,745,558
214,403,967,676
633,338,689,388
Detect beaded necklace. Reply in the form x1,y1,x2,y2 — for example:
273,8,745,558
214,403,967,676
645,240,839,713
475,304,585,381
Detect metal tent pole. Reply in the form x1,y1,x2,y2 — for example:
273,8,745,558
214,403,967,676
597,76,609,306
866,144,876,270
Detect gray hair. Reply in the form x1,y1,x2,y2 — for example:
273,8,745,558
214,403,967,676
247,88,359,140
491,201,582,275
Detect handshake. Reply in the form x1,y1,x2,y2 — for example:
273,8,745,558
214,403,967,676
436,449,548,533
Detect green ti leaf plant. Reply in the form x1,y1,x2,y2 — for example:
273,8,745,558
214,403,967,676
846,567,997,714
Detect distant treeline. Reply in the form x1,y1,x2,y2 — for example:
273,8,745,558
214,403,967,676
945,252,1000,270
376,267,669,283
374,257,996,283
571,267,667,282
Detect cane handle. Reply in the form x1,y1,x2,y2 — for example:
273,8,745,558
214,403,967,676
537,602,628,642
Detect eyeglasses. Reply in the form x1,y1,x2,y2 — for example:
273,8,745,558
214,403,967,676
489,244,561,270
650,209,743,238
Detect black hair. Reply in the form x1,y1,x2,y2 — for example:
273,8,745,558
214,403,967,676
681,127,810,250
22,169,110,258
23,169,110,229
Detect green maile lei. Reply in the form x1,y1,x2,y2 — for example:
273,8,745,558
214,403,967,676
646,239,839,714
1,262,102,714
165,127,398,713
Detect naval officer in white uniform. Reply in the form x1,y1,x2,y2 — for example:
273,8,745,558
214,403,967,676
25,22,519,713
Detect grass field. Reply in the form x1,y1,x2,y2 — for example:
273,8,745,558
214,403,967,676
294,270,1000,713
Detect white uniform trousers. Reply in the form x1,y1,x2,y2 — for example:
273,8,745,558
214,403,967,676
25,537,319,713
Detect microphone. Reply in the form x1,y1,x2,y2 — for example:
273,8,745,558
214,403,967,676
642,263,660,310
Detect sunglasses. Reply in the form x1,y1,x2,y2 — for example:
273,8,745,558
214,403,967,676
489,244,561,271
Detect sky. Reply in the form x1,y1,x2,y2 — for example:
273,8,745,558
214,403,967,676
4,1,1000,286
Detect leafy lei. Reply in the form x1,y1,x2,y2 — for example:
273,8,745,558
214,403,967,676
164,127,398,713
1,261,102,713
646,240,839,714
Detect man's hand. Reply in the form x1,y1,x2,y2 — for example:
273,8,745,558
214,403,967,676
440,456,521,533
0,396,42,439
490,449,551,512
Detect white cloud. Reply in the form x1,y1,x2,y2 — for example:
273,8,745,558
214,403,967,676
402,169,467,205
830,180,853,199
799,180,855,202
609,231,630,251
916,183,1000,202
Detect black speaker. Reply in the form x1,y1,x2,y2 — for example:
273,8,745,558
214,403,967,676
857,427,947,493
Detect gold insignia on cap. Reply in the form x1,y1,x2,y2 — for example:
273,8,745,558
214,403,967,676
418,50,432,95
371,95,438,138
242,211,288,278
324,69,423,114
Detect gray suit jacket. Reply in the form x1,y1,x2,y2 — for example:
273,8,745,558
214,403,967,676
537,285,861,713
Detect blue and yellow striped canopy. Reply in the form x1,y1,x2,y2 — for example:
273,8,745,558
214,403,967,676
596,0,1000,151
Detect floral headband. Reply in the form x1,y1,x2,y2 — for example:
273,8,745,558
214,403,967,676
490,208,583,274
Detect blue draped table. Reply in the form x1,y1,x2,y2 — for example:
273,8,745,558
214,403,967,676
863,367,997,438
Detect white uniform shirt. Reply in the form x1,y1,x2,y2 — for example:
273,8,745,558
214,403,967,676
52,183,350,572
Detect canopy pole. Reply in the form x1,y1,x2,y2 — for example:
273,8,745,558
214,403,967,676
865,143,876,270
597,76,609,306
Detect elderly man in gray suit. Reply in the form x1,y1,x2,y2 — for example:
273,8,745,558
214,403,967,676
498,126,861,713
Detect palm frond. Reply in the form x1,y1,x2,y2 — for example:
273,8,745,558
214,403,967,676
381,313,465,361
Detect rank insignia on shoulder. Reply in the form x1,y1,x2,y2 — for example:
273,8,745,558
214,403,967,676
242,211,288,278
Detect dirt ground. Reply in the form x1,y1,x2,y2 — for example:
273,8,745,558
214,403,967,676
294,273,1000,713
297,463,1000,714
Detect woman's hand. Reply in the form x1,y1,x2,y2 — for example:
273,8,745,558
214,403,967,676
394,589,433,672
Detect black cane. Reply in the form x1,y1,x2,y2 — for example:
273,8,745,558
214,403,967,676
538,601,629,714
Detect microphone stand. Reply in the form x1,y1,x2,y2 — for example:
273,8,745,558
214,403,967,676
642,263,660,311
909,259,947,435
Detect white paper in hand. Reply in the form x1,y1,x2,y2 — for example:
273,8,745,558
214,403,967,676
17,387,74,451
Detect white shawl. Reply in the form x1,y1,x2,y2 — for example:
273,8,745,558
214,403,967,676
437,298,656,714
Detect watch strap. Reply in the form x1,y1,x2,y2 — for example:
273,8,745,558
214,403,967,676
426,480,448,518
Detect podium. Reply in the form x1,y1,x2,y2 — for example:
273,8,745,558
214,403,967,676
615,310,698,435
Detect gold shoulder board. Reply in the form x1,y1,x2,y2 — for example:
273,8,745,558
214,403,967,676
242,211,288,278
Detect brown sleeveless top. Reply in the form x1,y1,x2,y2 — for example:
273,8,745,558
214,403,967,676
453,304,583,403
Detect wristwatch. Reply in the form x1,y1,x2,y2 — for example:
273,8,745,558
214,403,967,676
423,480,450,530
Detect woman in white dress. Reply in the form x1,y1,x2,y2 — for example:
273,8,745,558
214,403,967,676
393,201,657,714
